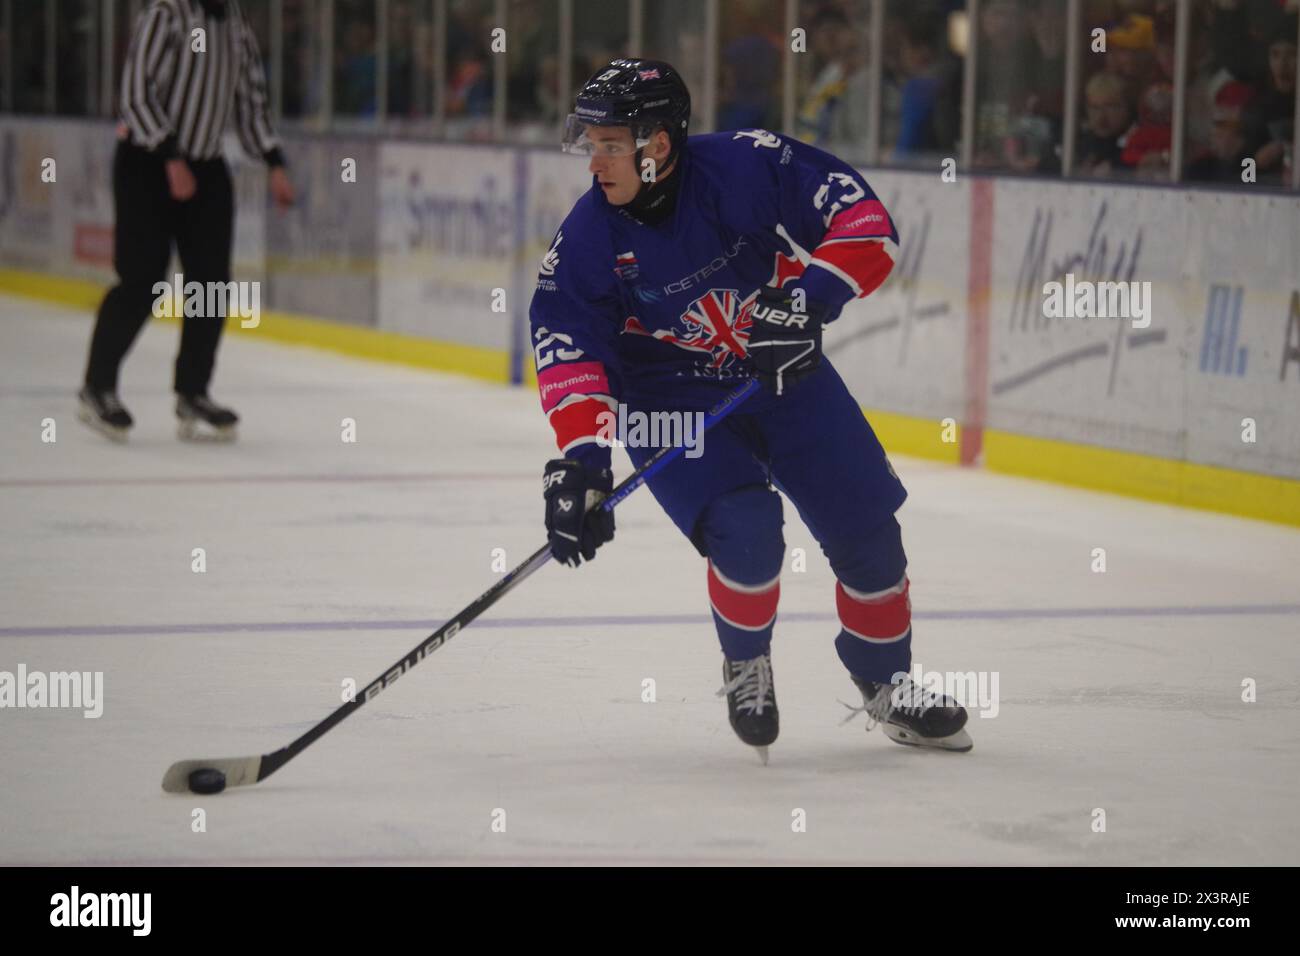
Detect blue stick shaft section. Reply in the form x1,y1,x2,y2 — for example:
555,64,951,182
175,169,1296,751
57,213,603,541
601,378,760,512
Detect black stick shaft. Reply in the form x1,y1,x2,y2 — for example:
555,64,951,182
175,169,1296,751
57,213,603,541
255,379,760,782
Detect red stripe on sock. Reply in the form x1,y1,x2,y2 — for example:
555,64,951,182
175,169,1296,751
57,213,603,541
836,578,911,641
707,563,780,631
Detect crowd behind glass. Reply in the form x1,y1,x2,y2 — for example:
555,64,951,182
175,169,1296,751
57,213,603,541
3,0,1296,188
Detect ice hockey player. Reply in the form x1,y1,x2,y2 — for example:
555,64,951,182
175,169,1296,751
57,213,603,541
531,59,972,760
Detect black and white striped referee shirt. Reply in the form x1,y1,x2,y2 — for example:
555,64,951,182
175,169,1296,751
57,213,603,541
120,0,283,165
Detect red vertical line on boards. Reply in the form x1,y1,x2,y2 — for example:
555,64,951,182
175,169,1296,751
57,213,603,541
962,177,994,466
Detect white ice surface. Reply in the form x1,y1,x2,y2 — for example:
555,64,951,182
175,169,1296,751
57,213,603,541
1,294,1298,865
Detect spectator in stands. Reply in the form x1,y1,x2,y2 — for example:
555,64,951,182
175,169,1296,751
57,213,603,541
1205,0,1258,91
717,0,781,131
796,6,850,144
445,6,492,120
1001,2,1066,174
1025,1,1067,122
279,0,317,118
974,0,1038,164
1076,71,1135,175
506,0,549,122
1186,80,1259,183
889,9,959,159
335,15,377,116
447,55,492,118
386,0,435,119
974,0,1064,170
1249,18,1297,180
1003,114,1061,173
719,34,781,130
1103,11,1157,93
1121,80,1172,177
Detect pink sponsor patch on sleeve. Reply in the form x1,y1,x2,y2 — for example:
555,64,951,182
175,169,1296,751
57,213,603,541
537,360,611,413
825,199,893,240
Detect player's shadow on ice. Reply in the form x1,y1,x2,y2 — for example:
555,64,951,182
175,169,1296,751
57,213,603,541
761,741,970,775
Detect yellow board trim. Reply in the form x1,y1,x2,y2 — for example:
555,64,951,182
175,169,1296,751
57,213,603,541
0,269,104,310
861,407,962,464
236,308,509,384
0,268,509,384
984,429,1300,527
4,267,1297,526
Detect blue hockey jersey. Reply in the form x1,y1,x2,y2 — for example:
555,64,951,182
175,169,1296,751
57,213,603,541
530,129,899,462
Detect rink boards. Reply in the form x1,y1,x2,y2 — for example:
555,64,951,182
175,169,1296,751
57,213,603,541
1,117,1297,524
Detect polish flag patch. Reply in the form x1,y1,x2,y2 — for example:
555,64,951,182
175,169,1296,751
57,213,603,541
614,251,639,280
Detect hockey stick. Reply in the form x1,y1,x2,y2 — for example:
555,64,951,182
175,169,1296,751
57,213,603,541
161,378,760,794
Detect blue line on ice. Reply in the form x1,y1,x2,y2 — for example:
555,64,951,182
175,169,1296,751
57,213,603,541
2,603,1298,638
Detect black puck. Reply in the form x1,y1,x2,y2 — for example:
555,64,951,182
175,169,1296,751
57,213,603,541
188,768,227,794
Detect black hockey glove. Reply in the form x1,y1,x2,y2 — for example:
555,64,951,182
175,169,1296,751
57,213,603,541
745,286,827,395
543,458,615,567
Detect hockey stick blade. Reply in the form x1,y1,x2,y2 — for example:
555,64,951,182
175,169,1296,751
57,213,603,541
160,378,759,794
161,756,262,793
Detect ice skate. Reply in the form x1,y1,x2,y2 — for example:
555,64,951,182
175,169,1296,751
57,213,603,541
718,652,779,763
845,674,973,752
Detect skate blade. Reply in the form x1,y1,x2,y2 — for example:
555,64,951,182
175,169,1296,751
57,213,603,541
77,404,128,443
882,724,973,753
177,420,237,443
754,746,770,766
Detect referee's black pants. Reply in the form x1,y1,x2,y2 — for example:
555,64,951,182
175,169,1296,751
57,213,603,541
84,141,235,396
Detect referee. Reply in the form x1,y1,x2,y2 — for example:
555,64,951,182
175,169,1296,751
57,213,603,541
78,0,294,442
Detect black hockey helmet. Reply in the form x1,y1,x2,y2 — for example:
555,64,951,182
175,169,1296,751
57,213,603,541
562,58,691,165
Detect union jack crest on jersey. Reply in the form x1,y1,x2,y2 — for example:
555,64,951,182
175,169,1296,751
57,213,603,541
623,288,755,371
681,289,754,369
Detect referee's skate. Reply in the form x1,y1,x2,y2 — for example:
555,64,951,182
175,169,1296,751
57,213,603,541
176,393,239,442
76,387,133,442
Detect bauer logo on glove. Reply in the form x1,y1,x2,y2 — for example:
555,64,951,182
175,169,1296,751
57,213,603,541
745,286,828,396
543,458,616,567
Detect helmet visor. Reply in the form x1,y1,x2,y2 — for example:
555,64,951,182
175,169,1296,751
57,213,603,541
561,114,650,156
